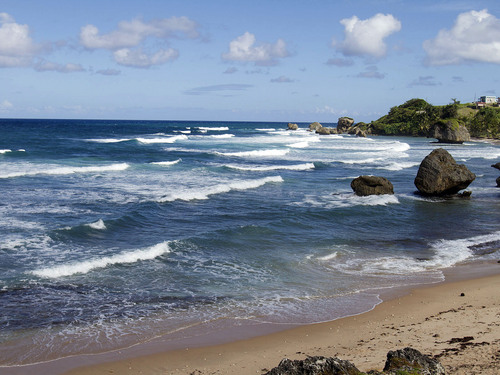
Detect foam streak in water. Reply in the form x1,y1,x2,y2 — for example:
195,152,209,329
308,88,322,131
31,241,172,278
159,176,283,202
0,163,129,178
216,149,289,158
226,163,314,171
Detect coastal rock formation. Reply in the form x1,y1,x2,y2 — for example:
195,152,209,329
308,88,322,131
264,348,446,375
414,148,476,196
288,123,299,130
316,127,337,135
351,176,394,196
309,122,322,132
383,347,446,375
431,120,470,144
337,117,354,133
493,163,500,187
264,356,361,375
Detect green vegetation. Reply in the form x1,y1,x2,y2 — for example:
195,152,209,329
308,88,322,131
369,98,500,139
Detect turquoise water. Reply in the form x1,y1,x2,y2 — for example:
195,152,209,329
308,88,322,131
0,119,499,365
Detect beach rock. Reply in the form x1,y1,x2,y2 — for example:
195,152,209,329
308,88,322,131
431,120,470,144
383,347,446,375
496,176,500,187
492,162,500,170
316,127,337,135
263,356,361,375
287,123,299,130
309,122,322,132
337,117,354,133
414,148,476,196
351,176,394,196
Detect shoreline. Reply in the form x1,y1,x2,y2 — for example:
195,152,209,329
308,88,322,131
3,261,499,375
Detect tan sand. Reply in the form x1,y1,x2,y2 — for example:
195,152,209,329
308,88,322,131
60,265,500,375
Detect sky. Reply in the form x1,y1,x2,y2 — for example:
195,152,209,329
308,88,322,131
1,0,500,123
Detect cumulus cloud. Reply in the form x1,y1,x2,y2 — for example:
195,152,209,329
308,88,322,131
423,9,500,65
0,13,39,67
34,60,85,73
113,48,179,67
222,32,289,65
80,16,198,68
80,16,199,49
336,13,401,58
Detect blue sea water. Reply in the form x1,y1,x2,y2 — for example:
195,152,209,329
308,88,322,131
0,118,499,366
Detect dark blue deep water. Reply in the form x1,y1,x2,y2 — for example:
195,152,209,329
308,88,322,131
0,118,499,365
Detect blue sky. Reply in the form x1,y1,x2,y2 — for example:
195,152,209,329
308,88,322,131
1,0,500,122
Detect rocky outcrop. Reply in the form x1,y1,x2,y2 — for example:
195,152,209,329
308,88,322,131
414,148,476,196
383,347,446,375
316,127,337,135
309,122,322,132
493,163,500,187
337,117,354,133
264,348,446,375
264,356,361,375
431,120,470,144
287,123,299,130
351,176,394,196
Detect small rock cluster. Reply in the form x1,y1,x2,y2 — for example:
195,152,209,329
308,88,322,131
264,347,446,375
492,162,500,187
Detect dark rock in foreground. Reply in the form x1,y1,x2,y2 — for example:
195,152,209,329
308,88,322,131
431,120,470,144
414,148,475,196
263,356,361,375
264,347,446,375
351,176,394,196
383,347,446,375
492,162,500,171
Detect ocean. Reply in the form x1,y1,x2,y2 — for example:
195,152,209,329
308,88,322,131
0,118,499,367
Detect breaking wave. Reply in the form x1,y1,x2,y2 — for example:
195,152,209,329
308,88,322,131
216,149,290,158
0,163,129,179
226,163,315,171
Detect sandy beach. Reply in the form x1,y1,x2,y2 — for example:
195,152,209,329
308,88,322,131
34,262,496,375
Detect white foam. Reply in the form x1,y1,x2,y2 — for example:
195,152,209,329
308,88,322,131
317,252,338,261
197,126,229,131
0,163,129,178
31,241,172,278
377,162,420,171
287,141,310,148
85,219,107,230
256,128,276,131
226,163,315,171
297,193,399,209
159,176,283,202
216,149,290,158
0,149,12,154
209,134,235,139
86,138,132,143
136,135,188,144
151,159,181,166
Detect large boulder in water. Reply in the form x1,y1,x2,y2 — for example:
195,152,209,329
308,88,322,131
287,123,299,130
492,163,500,187
309,122,322,132
351,175,394,196
431,119,470,144
264,356,361,375
383,347,446,375
414,148,475,196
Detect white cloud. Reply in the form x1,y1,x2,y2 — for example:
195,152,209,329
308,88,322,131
337,13,401,58
34,60,85,73
0,99,13,111
408,76,441,87
80,16,198,68
222,32,289,65
80,16,199,50
423,9,500,65
0,13,38,67
113,48,179,68
184,84,253,96
356,65,385,79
